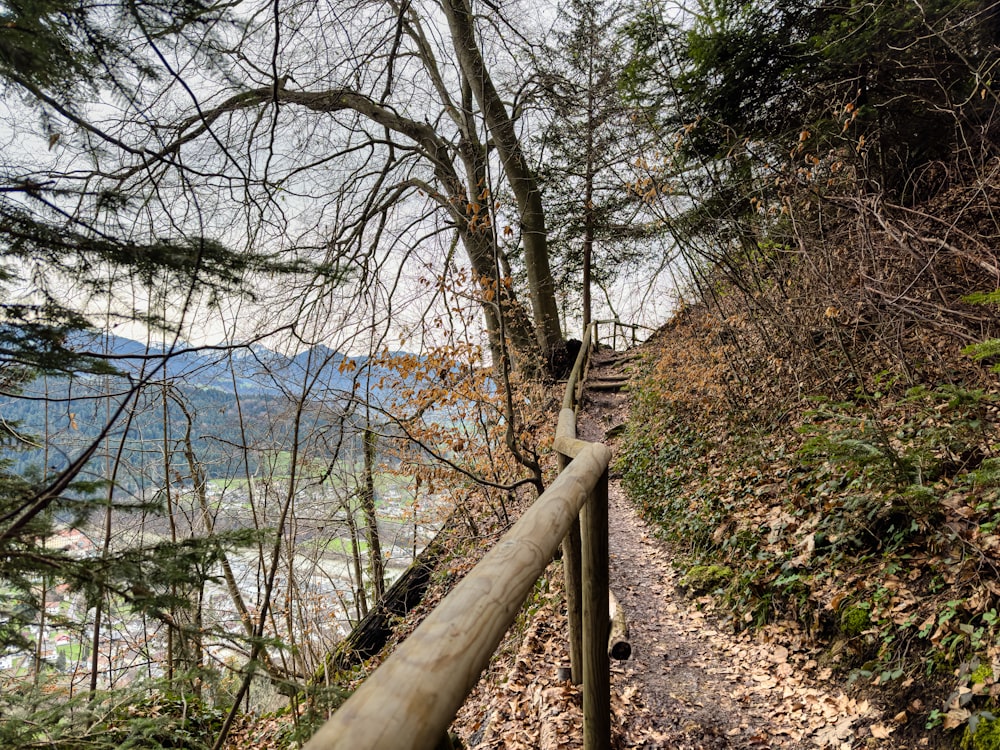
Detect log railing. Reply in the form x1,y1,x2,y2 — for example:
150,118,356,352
303,323,611,750
593,318,652,350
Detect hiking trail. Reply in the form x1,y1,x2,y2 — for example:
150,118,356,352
575,348,893,750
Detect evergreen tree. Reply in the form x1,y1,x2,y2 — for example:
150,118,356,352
0,0,303,741
536,0,644,332
0,0,302,530
0,0,283,377
627,0,1000,202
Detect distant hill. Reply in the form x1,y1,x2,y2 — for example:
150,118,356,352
61,332,392,397
1,334,412,491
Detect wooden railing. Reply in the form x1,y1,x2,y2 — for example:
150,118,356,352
303,324,611,750
593,318,652,350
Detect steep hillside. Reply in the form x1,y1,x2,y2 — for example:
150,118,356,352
618,13,1000,735
619,288,1000,747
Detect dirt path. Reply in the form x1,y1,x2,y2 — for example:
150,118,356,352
452,348,895,749
575,349,889,750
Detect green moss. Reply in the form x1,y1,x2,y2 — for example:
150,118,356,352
680,564,733,594
972,663,994,685
839,605,871,637
962,717,1000,750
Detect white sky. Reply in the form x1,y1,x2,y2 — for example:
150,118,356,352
2,0,683,358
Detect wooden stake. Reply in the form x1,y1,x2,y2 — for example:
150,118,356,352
581,468,610,750
608,589,631,661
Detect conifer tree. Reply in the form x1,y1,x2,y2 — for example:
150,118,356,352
626,0,1000,202
0,0,302,737
536,0,643,332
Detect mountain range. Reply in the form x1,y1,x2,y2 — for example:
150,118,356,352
62,331,398,399
2,333,414,488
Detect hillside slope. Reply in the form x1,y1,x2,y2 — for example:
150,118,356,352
618,303,1000,748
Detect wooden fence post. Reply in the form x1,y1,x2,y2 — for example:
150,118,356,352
581,467,610,749
559,449,583,685
558,325,592,686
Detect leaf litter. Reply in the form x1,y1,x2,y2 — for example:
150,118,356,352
452,350,899,749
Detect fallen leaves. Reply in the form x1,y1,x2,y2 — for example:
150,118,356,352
602,474,895,749
450,351,912,750
451,562,585,750
869,722,893,739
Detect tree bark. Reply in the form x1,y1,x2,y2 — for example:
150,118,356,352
583,32,596,335
361,427,385,603
344,502,368,620
313,519,454,679
441,0,563,359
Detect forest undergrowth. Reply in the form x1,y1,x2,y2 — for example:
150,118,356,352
618,214,1000,746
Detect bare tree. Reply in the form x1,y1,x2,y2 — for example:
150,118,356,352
73,0,570,376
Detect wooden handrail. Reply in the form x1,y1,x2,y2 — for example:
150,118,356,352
554,323,611,747
303,323,611,750
562,323,593,412
593,318,653,349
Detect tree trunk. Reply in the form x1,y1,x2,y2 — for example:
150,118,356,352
345,503,368,620
442,0,563,359
361,427,385,603
583,34,596,335
168,81,555,378
462,228,546,378
174,392,294,682
313,519,454,679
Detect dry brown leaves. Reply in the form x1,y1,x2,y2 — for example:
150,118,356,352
451,564,585,750
608,511,894,749
449,351,896,750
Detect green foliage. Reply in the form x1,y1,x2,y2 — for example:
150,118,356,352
0,365,268,687
680,564,732,594
614,2,1000,731
970,458,1000,489
962,716,1000,750
0,5,333,741
0,682,227,749
0,0,230,97
0,501,263,657
621,316,1000,739
964,340,1000,371
963,291,1000,307
535,0,646,305
840,604,871,637
798,384,995,520
674,0,817,158
961,291,1000,371
616,415,721,553
0,0,272,374
971,662,993,685
98,691,227,750
630,0,997,197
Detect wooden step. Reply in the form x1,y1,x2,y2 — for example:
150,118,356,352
588,379,628,392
